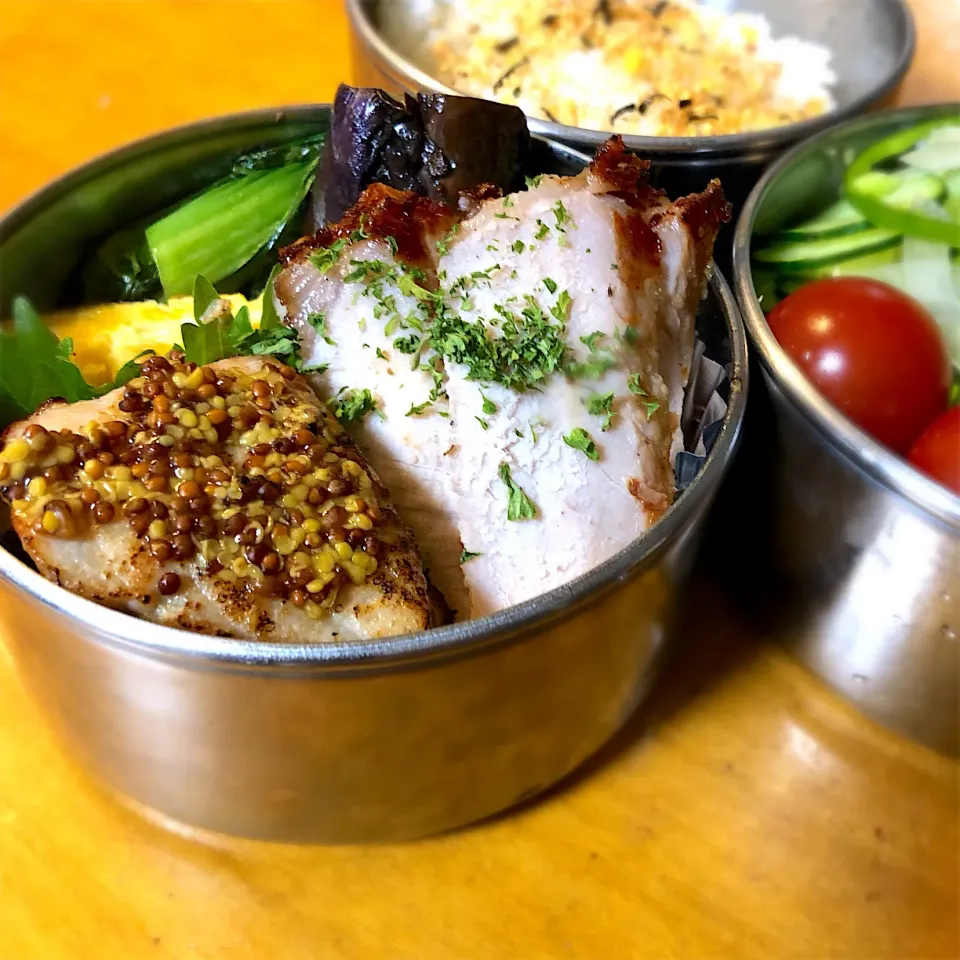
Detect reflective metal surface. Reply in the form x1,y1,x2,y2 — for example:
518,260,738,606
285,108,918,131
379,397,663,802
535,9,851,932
347,0,915,172
733,104,960,757
0,107,748,842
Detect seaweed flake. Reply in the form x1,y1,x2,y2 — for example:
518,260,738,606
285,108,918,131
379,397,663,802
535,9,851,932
542,14,558,27
493,56,529,93
689,114,718,123
678,98,694,109
649,0,669,17
494,36,520,55
637,92,668,114
594,0,614,26
543,107,560,123
611,103,639,123
580,32,595,49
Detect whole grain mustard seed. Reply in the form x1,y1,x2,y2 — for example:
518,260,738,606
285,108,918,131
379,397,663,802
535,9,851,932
0,354,388,609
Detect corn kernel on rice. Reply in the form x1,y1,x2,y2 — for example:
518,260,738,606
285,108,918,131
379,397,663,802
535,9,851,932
383,0,836,137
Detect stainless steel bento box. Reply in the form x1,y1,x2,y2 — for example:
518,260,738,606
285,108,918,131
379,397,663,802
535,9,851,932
733,105,960,758
0,106,748,842
346,0,915,206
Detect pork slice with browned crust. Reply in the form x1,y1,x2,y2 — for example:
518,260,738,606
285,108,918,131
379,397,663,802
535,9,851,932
275,183,474,618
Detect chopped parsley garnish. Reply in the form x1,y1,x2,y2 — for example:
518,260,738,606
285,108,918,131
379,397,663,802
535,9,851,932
563,427,599,461
430,296,568,393
480,391,497,415
543,277,557,294
494,212,519,220
475,416,489,430
552,200,573,244
627,374,660,417
397,270,437,302
460,549,483,564
246,325,304,366
385,235,399,254
307,236,348,272
566,325,617,379
580,331,605,351
342,258,390,285
549,290,572,323
503,196,515,208
585,391,616,431
525,174,545,188
436,223,459,257
306,312,335,345
511,239,526,255
393,334,420,355
534,219,550,241
373,293,398,322
406,400,432,417
498,463,537,521
327,387,379,423
376,347,388,360
470,265,500,282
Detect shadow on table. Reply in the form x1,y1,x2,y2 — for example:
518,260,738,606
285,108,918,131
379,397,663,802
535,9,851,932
473,566,766,829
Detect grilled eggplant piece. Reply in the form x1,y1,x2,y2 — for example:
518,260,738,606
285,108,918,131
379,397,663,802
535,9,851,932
314,84,529,227
0,355,438,642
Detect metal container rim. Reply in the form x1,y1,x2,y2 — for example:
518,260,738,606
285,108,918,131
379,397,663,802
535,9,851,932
732,102,960,532
0,105,749,670
346,0,916,160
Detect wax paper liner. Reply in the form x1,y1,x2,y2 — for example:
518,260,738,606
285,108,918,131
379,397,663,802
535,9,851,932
675,337,731,494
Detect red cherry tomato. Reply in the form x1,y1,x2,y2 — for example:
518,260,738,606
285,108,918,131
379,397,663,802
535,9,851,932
908,406,960,495
767,277,951,454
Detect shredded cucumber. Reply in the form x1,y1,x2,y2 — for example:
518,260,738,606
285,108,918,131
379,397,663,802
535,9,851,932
753,111,960,373
753,229,902,271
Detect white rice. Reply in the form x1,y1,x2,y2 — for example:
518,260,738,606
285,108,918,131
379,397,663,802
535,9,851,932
381,0,837,137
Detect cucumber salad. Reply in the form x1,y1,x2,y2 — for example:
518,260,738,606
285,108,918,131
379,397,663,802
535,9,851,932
753,115,960,496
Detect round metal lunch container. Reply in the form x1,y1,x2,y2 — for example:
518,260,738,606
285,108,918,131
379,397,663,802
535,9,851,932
0,106,748,843
733,104,960,758
346,0,916,207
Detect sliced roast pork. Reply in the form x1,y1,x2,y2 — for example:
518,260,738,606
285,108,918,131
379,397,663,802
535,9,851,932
274,138,729,619
436,142,728,615
276,185,472,616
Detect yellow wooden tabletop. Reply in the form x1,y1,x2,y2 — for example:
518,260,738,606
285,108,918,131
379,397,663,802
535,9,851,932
0,2,958,958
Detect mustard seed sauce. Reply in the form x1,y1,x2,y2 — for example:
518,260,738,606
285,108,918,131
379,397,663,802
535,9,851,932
0,353,387,621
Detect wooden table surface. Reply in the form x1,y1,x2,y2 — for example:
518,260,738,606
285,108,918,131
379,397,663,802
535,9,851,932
0,2,958,958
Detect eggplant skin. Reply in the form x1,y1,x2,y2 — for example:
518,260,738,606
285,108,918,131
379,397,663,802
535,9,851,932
312,84,529,228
